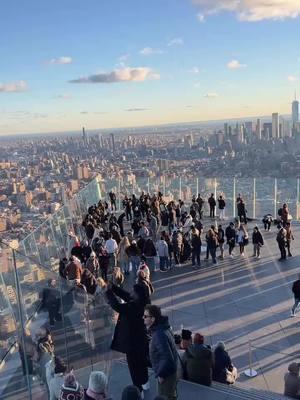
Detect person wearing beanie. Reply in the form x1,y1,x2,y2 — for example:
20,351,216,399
105,283,149,395
213,342,237,384
85,371,112,400
121,385,142,400
184,333,213,386
46,356,67,400
284,362,300,398
60,372,84,400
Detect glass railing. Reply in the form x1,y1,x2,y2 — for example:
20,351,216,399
1,174,300,399
0,178,115,400
100,175,300,220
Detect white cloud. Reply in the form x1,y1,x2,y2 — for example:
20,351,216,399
167,37,184,47
125,108,149,112
227,59,247,69
204,92,219,98
119,53,130,62
192,0,300,22
197,13,205,22
48,56,73,65
139,47,164,56
0,80,28,93
288,75,297,82
70,67,160,84
189,66,200,74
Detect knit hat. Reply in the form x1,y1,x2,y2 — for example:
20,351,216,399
64,372,77,387
194,333,204,344
181,329,192,341
121,385,142,400
216,341,225,350
87,371,108,393
54,356,67,374
288,362,300,375
60,373,84,400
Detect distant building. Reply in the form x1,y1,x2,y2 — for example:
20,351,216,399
272,113,279,139
0,309,16,339
256,119,262,140
292,96,299,126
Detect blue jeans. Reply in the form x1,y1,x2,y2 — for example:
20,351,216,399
145,256,155,273
130,256,140,272
292,297,300,314
119,259,129,273
159,256,168,270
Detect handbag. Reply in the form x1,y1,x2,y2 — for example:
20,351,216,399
220,365,238,384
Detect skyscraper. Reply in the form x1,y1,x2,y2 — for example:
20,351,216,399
272,113,279,139
110,133,115,154
292,93,299,130
256,119,261,140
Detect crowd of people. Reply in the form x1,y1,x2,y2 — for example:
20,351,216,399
20,190,299,399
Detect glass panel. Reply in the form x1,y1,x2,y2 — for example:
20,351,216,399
235,178,254,219
216,177,234,220
255,177,275,219
277,178,297,220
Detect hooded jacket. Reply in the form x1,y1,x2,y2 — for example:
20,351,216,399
284,362,300,398
149,316,177,379
185,344,214,386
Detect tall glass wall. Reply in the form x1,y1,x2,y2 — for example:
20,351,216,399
0,178,114,400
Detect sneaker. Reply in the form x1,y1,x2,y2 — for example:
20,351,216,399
288,253,293,257
229,254,234,258
252,254,256,257
256,255,261,259
142,381,150,391
291,311,296,317
241,253,245,257
159,267,168,273
175,263,181,268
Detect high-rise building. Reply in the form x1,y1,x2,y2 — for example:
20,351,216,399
110,133,115,154
292,93,299,126
256,119,261,140
272,113,279,139
224,123,229,138
82,127,89,147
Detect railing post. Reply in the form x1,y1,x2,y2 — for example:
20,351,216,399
253,178,256,219
179,177,182,200
233,177,236,219
118,178,121,211
244,340,258,377
274,178,277,217
163,175,166,197
297,178,299,220
196,177,199,196
147,177,150,194
12,249,33,400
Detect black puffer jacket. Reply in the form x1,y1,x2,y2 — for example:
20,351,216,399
149,316,177,379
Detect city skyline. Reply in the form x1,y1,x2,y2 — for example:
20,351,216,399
1,0,300,135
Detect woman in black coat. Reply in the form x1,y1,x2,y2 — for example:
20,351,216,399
213,341,237,384
105,283,149,393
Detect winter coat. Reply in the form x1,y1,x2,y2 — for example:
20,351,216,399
218,199,225,209
252,231,264,245
191,234,202,250
143,240,157,257
292,280,300,298
208,197,216,208
65,261,83,281
106,285,148,355
126,244,141,257
172,232,183,252
157,240,169,258
185,344,213,386
213,347,232,380
46,360,64,400
149,316,177,379
85,257,100,276
284,363,300,399
81,269,98,295
225,226,235,243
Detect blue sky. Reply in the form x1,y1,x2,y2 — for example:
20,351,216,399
1,0,300,135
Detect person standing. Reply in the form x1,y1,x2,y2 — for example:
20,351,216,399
217,225,225,259
291,274,300,317
144,305,178,400
106,283,149,396
276,224,287,261
105,233,118,271
237,225,248,257
218,196,226,220
41,279,62,327
262,214,273,231
237,199,247,224
109,191,117,211
208,194,216,218
206,227,218,264
191,226,201,269
157,236,169,272
286,222,294,257
118,236,130,275
252,226,264,259
225,222,236,258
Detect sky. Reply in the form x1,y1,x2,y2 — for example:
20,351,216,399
1,0,300,135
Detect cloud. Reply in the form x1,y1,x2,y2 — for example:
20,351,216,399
197,13,205,22
55,94,72,99
204,92,219,98
189,66,200,74
70,67,160,84
119,53,130,62
125,108,149,112
0,80,28,93
48,56,72,65
167,37,184,47
288,75,297,82
80,111,88,114
139,47,163,56
227,59,247,69
192,0,300,22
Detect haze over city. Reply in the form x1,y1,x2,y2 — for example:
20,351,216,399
1,0,300,135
